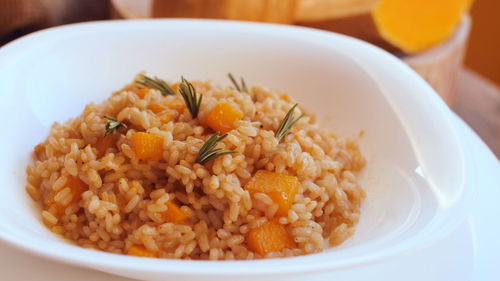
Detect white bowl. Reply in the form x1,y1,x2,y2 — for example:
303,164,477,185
0,20,471,281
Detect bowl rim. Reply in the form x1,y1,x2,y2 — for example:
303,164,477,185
0,18,470,276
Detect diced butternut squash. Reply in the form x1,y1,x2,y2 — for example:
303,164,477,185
247,220,296,255
161,201,188,223
373,0,472,53
279,93,291,102
45,176,87,215
158,111,177,124
148,99,185,114
66,176,87,203
171,82,180,92
130,132,164,160
135,87,149,99
94,134,118,158
164,99,185,113
127,245,157,258
148,103,166,114
245,170,299,217
206,101,243,133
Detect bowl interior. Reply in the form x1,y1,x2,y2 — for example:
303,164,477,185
0,20,467,279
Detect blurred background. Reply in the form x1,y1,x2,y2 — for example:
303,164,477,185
0,0,498,156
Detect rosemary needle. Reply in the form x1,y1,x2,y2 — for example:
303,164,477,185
227,73,249,93
275,104,304,143
104,115,127,136
136,74,176,96
196,132,238,164
179,76,203,119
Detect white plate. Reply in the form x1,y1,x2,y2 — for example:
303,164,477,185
0,115,498,281
0,20,471,280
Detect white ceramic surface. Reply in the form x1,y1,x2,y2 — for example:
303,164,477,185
0,20,470,281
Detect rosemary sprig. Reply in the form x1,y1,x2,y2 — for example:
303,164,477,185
104,115,127,136
227,73,248,93
136,74,176,96
179,76,203,118
275,104,304,143
196,132,238,164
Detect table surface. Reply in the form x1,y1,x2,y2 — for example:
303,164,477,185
454,69,500,157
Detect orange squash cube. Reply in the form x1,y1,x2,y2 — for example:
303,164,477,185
149,99,185,114
158,111,177,124
164,99,185,113
206,101,243,133
135,87,149,99
94,134,118,158
127,245,156,258
247,220,296,255
66,176,87,203
279,93,291,102
130,132,164,160
148,103,166,114
245,170,299,217
171,82,180,92
161,201,188,223
45,176,87,215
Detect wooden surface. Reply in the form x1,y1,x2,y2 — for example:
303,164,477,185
454,68,500,158
465,0,500,85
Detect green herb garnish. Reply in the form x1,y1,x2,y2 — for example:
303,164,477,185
196,132,238,164
275,104,304,143
104,115,127,136
179,76,203,118
228,73,248,93
136,74,176,96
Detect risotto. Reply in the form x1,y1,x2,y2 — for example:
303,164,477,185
25,73,365,260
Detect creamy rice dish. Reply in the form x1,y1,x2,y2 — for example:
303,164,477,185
26,73,365,260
